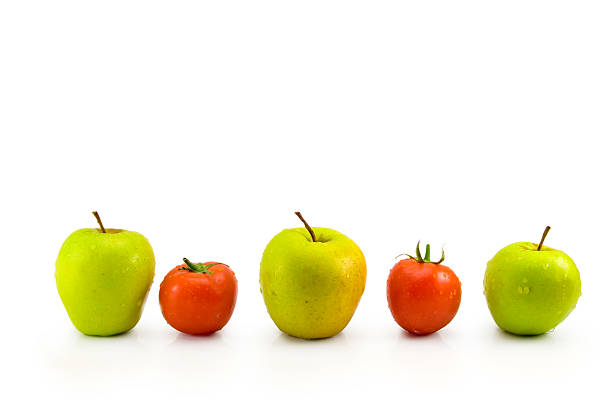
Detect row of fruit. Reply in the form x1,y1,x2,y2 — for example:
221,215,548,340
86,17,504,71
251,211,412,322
55,212,582,339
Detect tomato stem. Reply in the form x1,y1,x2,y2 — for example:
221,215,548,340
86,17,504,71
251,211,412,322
537,226,551,251
415,241,423,261
295,211,317,242
180,258,226,274
92,211,106,233
397,241,445,264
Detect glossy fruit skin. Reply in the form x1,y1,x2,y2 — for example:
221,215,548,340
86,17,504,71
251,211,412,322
260,227,367,339
484,242,581,335
387,258,461,335
56,228,155,336
159,262,238,335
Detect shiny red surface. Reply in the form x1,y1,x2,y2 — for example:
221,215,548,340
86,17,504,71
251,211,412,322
387,258,461,335
159,262,238,335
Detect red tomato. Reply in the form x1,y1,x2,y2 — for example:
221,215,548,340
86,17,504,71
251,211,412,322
159,258,238,335
387,244,461,335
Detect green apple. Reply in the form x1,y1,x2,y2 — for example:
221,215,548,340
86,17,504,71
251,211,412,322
260,212,367,339
484,226,581,335
55,212,155,336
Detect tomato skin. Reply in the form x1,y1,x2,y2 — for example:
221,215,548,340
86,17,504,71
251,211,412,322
387,258,461,335
159,262,238,335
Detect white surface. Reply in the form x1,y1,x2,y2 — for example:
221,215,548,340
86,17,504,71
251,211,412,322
1,1,610,407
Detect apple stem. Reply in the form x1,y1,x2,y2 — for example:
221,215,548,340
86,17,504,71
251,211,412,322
537,226,551,251
92,211,106,233
295,211,317,242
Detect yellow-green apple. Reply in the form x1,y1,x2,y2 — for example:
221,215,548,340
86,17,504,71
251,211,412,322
55,212,155,336
260,212,367,339
484,226,581,335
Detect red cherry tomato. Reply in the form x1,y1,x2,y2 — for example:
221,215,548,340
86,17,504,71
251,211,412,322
159,259,238,335
387,244,461,335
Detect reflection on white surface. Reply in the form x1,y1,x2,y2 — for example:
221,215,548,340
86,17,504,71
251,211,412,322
39,319,590,396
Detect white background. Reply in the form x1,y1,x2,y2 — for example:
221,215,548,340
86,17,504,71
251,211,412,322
1,1,610,407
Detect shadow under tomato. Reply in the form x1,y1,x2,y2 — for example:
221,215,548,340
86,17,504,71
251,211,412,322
400,329,444,342
172,330,224,343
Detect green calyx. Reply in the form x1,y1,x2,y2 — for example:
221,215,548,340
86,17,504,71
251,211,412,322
397,241,445,264
179,258,226,274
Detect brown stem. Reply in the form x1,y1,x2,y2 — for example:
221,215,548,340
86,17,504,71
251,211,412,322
92,211,107,233
537,226,551,251
295,211,316,242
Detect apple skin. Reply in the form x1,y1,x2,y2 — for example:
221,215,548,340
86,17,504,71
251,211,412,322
260,227,366,339
56,228,155,336
484,242,581,335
